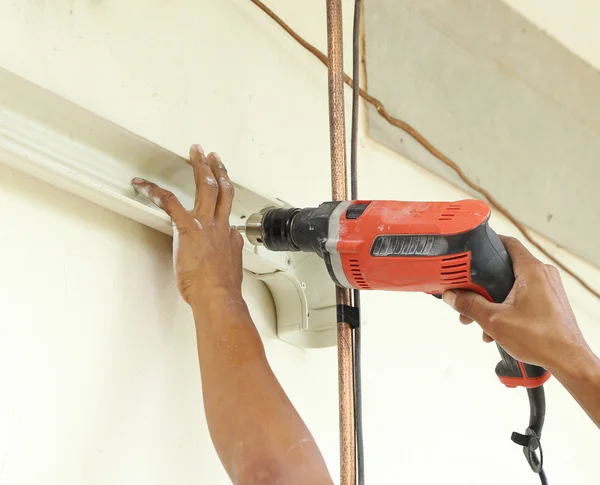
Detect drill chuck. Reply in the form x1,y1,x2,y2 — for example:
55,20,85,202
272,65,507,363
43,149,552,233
261,207,302,251
236,207,302,250
238,210,269,247
239,202,341,256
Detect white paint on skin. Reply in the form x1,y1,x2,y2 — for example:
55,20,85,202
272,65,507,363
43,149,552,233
206,177,218,188
172,219,201,276
172,222,179,276
286,437,311,454
516,278,528,289
134,184,162,209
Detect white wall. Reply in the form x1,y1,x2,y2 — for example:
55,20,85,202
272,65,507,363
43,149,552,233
0,164,340,484
504,0,600,70
1,0,599,484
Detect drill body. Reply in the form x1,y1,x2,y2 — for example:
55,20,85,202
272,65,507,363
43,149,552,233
242,199,551,389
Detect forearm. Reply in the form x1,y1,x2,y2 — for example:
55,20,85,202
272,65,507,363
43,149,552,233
135,148,332,483
550,346,600,428
191,291,332,485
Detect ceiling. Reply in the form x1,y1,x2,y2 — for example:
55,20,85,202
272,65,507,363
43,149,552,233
364,0,600,267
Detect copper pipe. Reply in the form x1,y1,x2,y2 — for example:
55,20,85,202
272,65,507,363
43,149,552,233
336,289,356,485
326,1,356,484
326,0,348,202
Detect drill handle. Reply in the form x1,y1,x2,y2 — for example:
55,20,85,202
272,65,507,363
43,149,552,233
471,224,550,388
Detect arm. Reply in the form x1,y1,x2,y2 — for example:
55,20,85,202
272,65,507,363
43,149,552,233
549,341,600,427
442,236,600,428
133,145,333,485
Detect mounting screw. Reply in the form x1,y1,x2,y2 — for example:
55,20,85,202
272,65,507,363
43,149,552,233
286,257,291,266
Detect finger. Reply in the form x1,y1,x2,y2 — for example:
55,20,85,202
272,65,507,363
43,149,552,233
207,152,235,224
442,289,497,325
189,145,219,221
482,332,495,343
459,314,473,325
499,235,541,274
231,229,244,252
231,229,244,281
132,178,189,227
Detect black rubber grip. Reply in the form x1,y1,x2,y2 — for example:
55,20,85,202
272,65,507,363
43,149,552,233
471,224,549,387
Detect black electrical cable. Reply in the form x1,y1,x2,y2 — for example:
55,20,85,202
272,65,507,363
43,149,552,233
528,386,549,484
350,0,360,201
511,386,548,483
527,387,546,437
350,0,364,484
353,312,364,485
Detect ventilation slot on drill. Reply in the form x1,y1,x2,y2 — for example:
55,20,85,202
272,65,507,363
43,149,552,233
438,204,462,222
349,260,371,290
440,254,469,286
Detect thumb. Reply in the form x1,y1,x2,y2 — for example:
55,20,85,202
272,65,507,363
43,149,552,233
442,290,497,325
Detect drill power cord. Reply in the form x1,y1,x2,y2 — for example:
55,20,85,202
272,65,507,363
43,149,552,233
511,386,548,482
350,1,364,484
248,0,600,302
